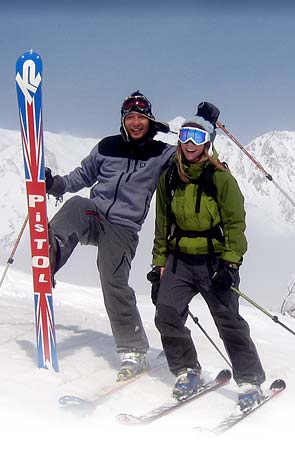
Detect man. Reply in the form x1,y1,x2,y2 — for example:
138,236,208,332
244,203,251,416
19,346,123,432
45,91,175,381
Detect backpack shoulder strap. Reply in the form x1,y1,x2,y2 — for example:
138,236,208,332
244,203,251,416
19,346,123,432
165,160,227,214
195,163,217,212
165,162,179,204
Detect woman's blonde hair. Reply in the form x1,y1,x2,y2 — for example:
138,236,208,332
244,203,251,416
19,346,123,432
177,122,228,183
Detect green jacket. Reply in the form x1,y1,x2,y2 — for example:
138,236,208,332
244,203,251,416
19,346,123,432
152,158,247,266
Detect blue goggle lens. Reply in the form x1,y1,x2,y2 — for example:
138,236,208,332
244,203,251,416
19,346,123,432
178,127,209,145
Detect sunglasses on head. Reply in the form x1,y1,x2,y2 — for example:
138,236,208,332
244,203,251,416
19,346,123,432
122,96,151,112
178,127,210,146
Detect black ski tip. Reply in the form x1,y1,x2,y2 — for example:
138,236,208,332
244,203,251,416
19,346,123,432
216,369,232,382
270,379,286,391
116,413,142,425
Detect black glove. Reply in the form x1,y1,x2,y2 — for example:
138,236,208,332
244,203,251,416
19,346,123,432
196,102,220,125
211,261,238,291
44,167,66,198
45,167,54,192
147,266,161,306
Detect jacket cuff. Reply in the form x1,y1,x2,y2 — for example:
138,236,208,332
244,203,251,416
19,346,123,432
152,255,167,267
220,254,242,266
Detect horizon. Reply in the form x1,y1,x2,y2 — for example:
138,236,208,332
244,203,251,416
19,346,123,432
1,3,295,145
1,124,295,312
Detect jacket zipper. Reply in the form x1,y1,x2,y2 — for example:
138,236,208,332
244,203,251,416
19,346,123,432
126,159,138,182
105,173,124,220
105,157,133,220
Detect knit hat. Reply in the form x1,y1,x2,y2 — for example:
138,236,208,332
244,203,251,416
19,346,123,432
120,90,169,142
185,117,214,134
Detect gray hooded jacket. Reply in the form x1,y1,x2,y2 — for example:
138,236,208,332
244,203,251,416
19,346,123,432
51,134,175,232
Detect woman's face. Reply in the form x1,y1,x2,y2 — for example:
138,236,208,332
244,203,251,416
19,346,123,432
180,141,207,163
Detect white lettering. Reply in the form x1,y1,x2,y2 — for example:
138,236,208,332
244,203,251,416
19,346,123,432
16,60,41,104
35,224,44,233
28,195,44,208
34,238,47,249
32,256,49,269
38,273,48,283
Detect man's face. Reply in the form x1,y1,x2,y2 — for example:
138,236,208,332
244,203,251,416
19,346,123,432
124,112,150,140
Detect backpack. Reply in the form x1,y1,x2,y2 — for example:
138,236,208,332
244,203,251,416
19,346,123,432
164,160,228,273
165,161,220,213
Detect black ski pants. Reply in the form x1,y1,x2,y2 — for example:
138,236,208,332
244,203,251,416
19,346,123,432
49,196,149,353
155,254,265,385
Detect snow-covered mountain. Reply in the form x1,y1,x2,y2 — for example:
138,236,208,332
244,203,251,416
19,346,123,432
1,123,295,246
0,128,97,251
215,129,295,228
1,123,295,310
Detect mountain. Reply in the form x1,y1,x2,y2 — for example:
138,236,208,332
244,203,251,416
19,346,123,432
214,129,295,228
1,123,295,311
0,128,97,250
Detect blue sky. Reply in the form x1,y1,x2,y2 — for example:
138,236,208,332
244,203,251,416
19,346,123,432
1,2,295,144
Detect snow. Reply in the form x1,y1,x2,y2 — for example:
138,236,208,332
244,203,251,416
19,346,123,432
1,123,295,457
2,124,295,308
0,266,294,460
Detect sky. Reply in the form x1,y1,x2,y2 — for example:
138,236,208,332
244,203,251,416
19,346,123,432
1,1,295,145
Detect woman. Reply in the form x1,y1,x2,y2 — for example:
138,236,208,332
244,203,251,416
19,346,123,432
152,112,265,411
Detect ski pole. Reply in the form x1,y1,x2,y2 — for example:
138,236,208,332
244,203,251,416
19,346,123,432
231,286,295,337
0,214,29,289
216,121,295,210
188,310,232,368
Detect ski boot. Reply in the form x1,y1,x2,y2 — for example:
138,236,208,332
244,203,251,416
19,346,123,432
117,352,147,381
172,368,203,401
237,383,263,412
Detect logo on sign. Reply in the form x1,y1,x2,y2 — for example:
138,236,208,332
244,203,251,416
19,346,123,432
16,59,41,104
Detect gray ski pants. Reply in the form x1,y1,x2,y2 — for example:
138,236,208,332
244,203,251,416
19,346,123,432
155,254,265,385
49,195,149,353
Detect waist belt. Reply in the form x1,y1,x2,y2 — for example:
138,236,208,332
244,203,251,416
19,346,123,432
168,225,225,274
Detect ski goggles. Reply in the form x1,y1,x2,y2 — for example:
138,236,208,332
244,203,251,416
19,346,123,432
121,95,152,114
178,127,210,145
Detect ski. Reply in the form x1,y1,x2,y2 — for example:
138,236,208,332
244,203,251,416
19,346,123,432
210,379,286,434
58,353,166,415
116,368,231,425
16,50,58,372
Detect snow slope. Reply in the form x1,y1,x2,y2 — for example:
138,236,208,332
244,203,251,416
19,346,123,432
1,122,295,458
0,267,294,460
